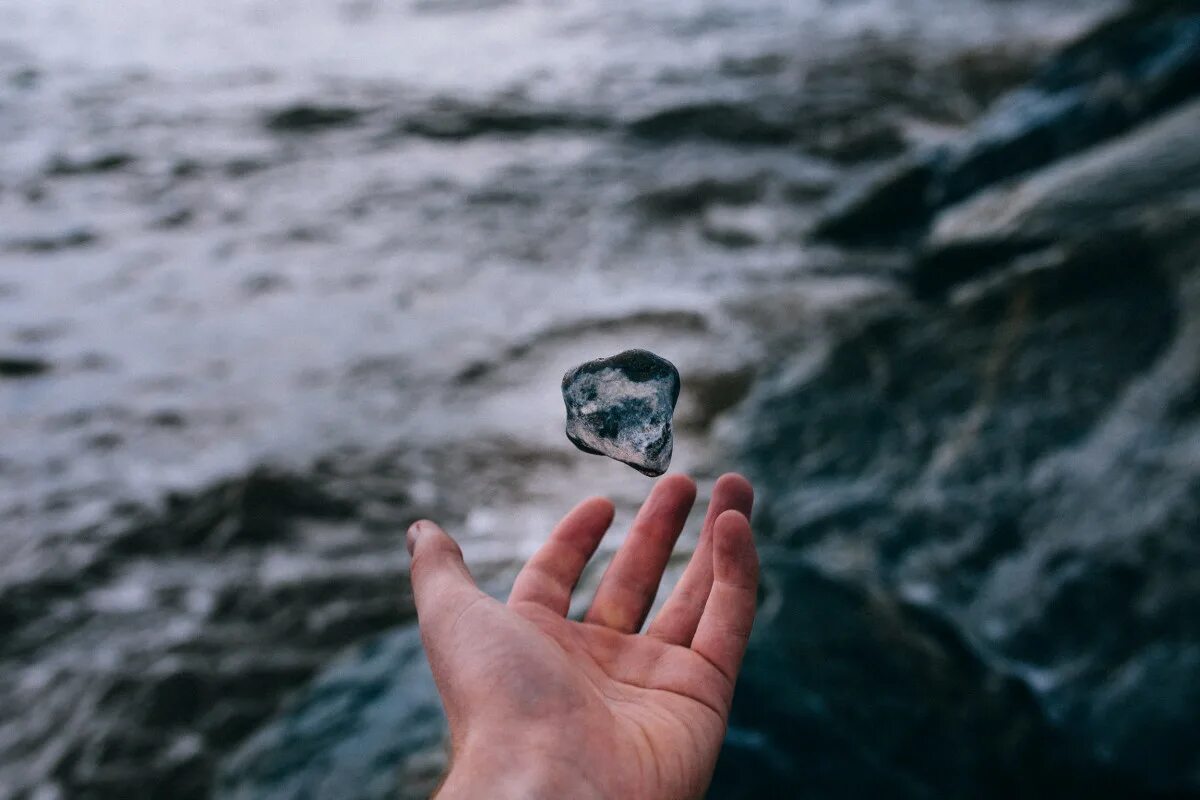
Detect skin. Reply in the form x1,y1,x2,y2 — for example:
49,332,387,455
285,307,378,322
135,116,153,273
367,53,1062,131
405,473,758,800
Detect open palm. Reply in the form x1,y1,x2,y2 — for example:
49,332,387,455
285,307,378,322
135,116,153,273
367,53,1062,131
406,474,757,800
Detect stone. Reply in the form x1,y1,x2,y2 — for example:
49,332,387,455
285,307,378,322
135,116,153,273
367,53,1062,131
917,98,1200,297
813,1,1200,244
561,349,680,476
732,199,1200,793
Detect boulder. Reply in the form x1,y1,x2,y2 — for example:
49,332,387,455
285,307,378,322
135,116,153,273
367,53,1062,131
735,195,1200,793
814,1,1200,244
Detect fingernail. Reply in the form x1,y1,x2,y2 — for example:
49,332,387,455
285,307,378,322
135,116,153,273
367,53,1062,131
406,521,425,555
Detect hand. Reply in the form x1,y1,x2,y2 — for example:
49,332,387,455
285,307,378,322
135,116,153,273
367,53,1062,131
406,473,757,800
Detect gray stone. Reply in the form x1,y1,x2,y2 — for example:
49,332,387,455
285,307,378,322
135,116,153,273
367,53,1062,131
813,2,1200,244
561,349,680,477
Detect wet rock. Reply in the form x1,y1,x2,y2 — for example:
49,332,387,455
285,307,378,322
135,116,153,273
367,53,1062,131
626,100,797,145
806,116,907,164
399,98,605,140
264,104,363,132
0,355,51,379
636,172,765,217
815,2,1200,243
736,193,1200,794
46,151,135,176
153,206,195,229
0,461,419,800
711,562,1129,799
811,156,938,244
918,98,1200,298
7,227,99,253
562,349,680,476
216,626,446,800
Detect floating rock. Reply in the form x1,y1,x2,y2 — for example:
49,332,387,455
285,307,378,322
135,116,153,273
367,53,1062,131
561,349,680,476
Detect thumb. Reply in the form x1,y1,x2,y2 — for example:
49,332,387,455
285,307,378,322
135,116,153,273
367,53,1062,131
406,519,485,643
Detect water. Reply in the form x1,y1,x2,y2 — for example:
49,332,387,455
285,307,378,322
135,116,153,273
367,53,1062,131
0,0,1109,796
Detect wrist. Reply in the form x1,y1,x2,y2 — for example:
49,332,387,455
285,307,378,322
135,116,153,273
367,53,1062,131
436,741,606,800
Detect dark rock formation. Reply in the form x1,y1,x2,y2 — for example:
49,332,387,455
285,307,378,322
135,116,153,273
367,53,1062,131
0,354,51,379
814,0,1200,244
917,98,1200,297
710,561,1133,799
0,463,421,800
726,133,1200,796
562,349,681,476
46,151,136,176
398,98,606,140
626,100,800,146
217,627,446,800
264,104,364,133
7,227,99,253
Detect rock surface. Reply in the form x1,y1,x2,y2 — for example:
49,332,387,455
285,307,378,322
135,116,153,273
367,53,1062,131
710,561,1133,799
216,626,446,800
721,89,1200,796
814,0,1200,244
219,7,1200,799
4,1,1186,798
562,349,681,476
917,97,1200,296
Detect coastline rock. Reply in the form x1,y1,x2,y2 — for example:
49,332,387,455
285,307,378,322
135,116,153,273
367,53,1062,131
735,194,1200,793
0,355,51,379
0,464,420,800
711,562,1130,799
217,626,446,800
917,97,1200,297
264,104,363,133
814,1,1200,243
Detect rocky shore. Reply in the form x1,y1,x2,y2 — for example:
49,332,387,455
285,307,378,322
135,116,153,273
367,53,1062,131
5,0,1194,797
214,3,1200,798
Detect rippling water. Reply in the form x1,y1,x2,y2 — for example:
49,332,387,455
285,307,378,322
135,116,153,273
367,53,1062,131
0,0,1109,796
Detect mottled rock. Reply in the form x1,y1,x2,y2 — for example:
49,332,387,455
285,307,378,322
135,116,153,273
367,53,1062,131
561,349,680,476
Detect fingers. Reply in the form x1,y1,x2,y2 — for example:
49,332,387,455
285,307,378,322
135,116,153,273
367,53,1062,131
584,474,696,633
648,473,753,645
690,509,758,686
507,496,615,614
407,520,487,647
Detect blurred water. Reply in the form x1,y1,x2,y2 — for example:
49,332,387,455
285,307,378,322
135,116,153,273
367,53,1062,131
0,0,1103,549
0,0,1110,796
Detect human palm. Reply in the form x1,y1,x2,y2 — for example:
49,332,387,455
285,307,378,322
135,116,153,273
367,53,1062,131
406,474,758,800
